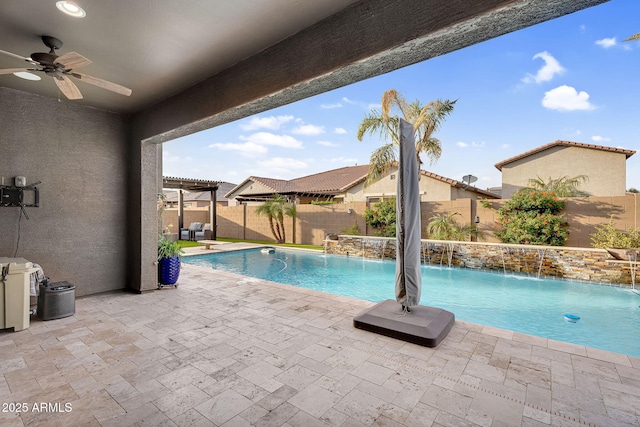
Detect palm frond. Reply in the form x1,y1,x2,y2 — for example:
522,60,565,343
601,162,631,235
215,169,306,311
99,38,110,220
624,32,640,41
357,114,387,141
381,89,409,120
366,143,397,185
527,175,591,197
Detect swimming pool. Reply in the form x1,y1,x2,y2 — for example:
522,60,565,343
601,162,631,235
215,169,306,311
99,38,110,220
184,248,640,357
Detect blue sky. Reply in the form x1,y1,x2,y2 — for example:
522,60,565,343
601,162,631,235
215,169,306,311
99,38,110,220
163,0,639,191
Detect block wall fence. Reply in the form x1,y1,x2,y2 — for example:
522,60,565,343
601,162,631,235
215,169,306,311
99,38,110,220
161,194,639,247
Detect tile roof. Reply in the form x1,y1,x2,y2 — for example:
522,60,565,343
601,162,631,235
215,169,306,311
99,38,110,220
494,140,636,171
420,170,500,198
225,165,370,198
225,164,500,199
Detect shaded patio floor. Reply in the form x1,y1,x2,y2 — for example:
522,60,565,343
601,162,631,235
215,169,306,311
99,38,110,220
1,257,639,426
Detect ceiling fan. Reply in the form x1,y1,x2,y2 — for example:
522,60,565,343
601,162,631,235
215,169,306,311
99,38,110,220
0,35,132,100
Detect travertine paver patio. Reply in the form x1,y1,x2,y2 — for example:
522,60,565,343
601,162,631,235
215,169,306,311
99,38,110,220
1,261,639,426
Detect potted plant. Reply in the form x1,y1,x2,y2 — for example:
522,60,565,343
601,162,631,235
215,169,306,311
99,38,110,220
158,235,184,287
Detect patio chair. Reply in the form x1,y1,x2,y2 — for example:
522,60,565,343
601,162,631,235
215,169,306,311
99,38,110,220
195,223,212,240
180,222,203,240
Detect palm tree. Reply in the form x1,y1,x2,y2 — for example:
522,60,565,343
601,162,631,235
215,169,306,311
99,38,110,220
255,194,296,244
426,212,477,241
357,89,456,185
527,175,591,197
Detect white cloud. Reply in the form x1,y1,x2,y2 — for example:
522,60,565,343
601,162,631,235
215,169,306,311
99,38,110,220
240,132,303,148
292,124,325,136
317,141,339,147
541,85,595,111
501,144,510,149
342,97,356,104
240,115,294,131
522,51,566,84
209,142,268,157
321,103,342,109
368,103,382,110
591,135,611,142
595,37,616,48
334,128,347,135
163,152,194,164
471,141,485,148
331,157,358,163
456,142,468,148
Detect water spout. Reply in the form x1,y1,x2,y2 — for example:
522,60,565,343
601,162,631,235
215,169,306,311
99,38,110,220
537,249,546,278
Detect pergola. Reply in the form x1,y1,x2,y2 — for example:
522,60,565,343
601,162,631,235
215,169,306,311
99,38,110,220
162,176,222,240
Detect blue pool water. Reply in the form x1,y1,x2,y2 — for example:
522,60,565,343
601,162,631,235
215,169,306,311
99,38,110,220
184,248,640,357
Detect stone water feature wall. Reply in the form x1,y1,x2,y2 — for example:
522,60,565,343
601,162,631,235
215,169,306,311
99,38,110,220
324,236,639,287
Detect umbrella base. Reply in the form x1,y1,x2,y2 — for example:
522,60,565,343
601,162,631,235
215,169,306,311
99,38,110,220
353,300,455,347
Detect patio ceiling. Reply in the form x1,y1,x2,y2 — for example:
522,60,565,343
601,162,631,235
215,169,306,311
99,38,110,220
1,0,609,122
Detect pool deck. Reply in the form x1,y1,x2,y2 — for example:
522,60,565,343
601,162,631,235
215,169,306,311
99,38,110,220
1,247,639,426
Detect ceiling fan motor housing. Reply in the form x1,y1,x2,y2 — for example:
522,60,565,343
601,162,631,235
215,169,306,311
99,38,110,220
30,52,58,66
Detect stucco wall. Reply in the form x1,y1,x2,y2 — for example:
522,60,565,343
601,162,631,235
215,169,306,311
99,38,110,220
0,88,130,296
501,146,628,198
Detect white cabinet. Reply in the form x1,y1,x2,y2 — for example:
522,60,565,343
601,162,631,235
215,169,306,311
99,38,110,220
0,257,37,331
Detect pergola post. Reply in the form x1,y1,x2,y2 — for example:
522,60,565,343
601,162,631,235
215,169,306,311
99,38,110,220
210,186,218,240
178,189,184,233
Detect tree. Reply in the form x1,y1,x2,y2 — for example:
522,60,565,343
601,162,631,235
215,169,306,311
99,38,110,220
426,212,480,241
628,188,639,194
363,198,396,237
494,189,569,246
254,194,296,244
527,175,590,197
357,89,456,184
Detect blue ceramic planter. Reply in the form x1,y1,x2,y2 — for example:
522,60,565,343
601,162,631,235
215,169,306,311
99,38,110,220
158,256,181,285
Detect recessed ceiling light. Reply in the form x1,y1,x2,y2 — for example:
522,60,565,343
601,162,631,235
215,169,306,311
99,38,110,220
13,71,41,81
56,1,86,18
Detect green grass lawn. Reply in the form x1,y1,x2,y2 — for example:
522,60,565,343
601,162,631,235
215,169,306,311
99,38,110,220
178,238,322,251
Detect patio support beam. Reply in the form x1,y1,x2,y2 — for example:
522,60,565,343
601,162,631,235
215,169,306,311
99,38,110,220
132,0,608,143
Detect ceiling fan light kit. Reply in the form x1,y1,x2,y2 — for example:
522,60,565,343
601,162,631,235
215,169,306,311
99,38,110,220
13,71,41,81
0,35,131,100
55,1,86,18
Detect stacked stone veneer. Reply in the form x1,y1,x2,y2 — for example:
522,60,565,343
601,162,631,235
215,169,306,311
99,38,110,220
325,236,639,287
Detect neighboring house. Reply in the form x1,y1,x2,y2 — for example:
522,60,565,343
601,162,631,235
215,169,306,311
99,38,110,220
495,140,636,198
225,165,499,205
164,181,236,207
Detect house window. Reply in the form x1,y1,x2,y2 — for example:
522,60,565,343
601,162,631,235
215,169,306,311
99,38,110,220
390,174,396,180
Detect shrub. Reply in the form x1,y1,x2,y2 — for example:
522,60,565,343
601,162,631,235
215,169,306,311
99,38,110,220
340,222,361,235
494,189,568,246
310,200,337,205
426,212,480,241
590,216,640,248
363,198,396,237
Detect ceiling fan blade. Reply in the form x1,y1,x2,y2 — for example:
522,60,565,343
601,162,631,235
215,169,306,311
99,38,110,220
0,68,31,75
0,49,33,62
54,75,83,100
71,72,132,96
55,52,91,69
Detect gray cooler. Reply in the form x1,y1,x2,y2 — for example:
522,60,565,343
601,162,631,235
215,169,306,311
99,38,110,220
37,281,75,320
